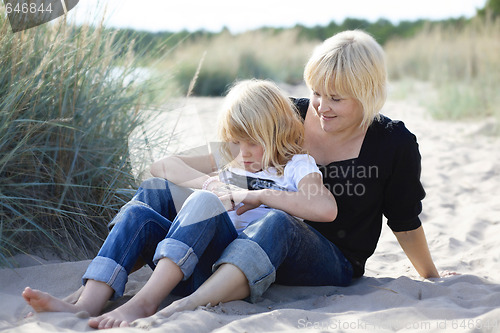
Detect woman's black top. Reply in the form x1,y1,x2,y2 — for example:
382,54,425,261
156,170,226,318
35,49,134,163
294,98,425,277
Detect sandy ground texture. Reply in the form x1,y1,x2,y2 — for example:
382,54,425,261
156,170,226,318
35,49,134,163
1,84,500,332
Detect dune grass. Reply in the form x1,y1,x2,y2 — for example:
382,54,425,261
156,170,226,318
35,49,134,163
385,17,500,130
157,15,499,133
0,13,172,266
155,28,318,96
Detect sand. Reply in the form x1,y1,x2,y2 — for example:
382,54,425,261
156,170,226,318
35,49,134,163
1,85,500,332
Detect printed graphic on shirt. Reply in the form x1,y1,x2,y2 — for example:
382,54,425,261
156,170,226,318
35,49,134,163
219,170,288,191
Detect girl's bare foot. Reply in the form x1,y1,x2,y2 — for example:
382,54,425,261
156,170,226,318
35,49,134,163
88,298,157,329
22,287,81,314
132,297,200,329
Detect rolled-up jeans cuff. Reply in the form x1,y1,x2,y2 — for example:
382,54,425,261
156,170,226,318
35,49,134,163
213,239,275,303
82,256,128,301
153,238,198,281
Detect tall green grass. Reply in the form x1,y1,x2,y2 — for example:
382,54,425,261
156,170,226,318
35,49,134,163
156,29,319,96
385,17,500,129
0,13,171,266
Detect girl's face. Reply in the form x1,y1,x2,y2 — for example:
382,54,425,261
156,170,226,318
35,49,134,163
310,88,364,134
229,139,264,173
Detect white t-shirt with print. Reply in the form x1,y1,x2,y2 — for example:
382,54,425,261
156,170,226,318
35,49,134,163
218,154,321,234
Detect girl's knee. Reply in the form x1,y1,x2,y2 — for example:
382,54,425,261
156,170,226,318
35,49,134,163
113,203,154,228
139,177,170,190
176,191,226,224
184,191,221,209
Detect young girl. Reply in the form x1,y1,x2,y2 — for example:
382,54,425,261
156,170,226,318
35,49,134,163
207,79,336,233
22,79,336,329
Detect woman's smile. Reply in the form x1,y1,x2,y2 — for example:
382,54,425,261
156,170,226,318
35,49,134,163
318,113,338,121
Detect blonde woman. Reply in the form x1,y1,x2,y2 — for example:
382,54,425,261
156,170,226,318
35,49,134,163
136,30,439,325
22,79,336,329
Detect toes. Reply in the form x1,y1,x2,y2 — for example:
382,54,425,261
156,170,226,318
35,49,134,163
22,287,34,301
94,317,129,330
104,318,127,329
102,318,114,329
22,287,46,303
88,316,102,329
99,317,113,330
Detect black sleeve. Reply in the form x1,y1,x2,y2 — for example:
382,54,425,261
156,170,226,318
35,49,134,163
383,124,426,232
291,97,309,120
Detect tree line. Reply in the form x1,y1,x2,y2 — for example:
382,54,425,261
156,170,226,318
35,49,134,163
105,0,500,59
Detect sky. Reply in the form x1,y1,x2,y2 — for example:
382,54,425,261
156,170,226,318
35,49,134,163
68,0,488,33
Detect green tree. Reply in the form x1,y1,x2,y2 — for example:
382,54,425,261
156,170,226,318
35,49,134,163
477,0,500,18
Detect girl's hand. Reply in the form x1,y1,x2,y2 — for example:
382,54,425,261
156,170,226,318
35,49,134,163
206,181,230,196
217,191,237,211
219,190,263,215
205,178,241,196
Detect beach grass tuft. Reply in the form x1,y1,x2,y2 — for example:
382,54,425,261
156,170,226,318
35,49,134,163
385,16,500,131
0,12,172,266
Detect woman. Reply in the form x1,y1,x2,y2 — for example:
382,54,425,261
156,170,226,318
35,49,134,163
136,29,439,324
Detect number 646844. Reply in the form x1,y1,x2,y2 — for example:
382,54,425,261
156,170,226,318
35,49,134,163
5,2,53,14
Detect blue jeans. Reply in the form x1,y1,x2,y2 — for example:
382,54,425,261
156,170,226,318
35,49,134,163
214,210,353,302
83,178,353,303
82,178,238,299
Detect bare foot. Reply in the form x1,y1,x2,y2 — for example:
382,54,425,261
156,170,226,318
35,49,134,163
132,297,200,329
22,287,81,314
88,298,157,330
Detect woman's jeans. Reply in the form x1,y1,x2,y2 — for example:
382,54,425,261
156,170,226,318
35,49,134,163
214,210,353,302
83,178,353,302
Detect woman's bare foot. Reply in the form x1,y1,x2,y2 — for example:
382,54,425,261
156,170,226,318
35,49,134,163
88,298,157,329
22,287,82,314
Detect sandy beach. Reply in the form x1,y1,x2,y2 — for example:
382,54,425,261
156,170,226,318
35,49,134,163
1,84,499,332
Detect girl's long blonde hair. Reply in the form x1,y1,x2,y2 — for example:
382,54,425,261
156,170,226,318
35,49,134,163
217,79,304,176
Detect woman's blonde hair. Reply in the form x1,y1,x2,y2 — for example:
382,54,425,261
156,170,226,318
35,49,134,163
217,79,304,176
304,30,387,128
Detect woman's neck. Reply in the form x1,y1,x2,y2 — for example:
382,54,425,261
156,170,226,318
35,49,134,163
304,118,367,165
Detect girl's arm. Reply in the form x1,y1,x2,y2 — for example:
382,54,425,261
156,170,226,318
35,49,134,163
393,226,440,278
150,154,219,189
226,173,337,222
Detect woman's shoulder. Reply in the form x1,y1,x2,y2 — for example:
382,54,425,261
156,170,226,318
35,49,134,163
291,97,309,119
370,114,418,145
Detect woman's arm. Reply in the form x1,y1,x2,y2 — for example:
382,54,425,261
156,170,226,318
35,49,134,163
150,154,218,189
226,173,337,222
393,226,439,278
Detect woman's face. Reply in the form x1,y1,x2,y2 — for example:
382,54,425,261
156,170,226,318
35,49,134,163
310,88,364,135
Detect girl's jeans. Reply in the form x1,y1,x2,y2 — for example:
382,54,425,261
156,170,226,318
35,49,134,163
82,178,353,302
82,178,237,299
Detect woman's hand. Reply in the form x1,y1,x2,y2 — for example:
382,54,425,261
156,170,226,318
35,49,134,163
439,270,460,278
